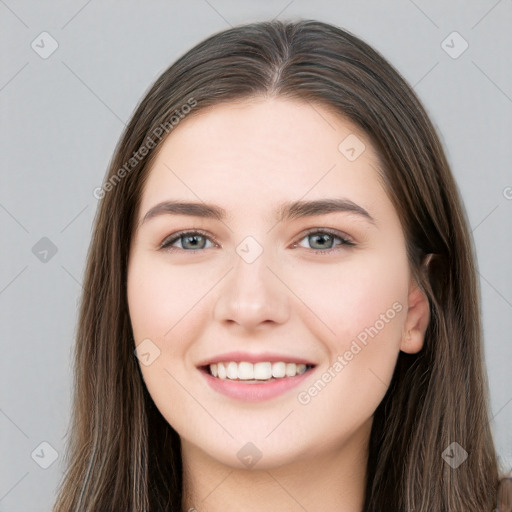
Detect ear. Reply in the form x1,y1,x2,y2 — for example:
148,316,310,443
400,256,432,354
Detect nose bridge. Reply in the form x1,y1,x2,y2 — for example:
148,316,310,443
212,234,289,329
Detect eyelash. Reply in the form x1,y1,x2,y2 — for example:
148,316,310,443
159,228,356,255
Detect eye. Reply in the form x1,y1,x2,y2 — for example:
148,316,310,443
160,230,217,252
159,228,356,255
293,228,356,254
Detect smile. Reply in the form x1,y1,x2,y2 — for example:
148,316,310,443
208,361,312,381
199,361,316,401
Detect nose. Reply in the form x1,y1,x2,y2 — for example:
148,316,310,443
212,244,290,331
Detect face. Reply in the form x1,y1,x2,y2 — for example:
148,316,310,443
127,97,429,470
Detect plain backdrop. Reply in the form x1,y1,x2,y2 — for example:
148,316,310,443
1,1,511,510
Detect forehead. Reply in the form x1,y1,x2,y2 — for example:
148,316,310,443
138,97,387,223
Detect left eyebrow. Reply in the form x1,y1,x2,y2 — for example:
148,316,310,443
277,198,376,225
139,197,376,227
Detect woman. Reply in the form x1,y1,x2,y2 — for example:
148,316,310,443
52,19,510,511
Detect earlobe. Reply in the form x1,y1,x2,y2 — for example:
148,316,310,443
400,260,432,354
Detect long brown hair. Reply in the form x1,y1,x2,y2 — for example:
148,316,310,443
52,19,506,511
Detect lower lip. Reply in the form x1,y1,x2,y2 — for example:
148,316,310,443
199,367,315,401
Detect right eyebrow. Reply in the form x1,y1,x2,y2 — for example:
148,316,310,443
139,197,376,227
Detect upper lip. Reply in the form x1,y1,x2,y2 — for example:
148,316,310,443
196,351,317,367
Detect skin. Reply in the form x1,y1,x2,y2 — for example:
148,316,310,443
127,97,430,512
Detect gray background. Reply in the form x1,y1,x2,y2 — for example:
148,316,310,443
1,1,511,510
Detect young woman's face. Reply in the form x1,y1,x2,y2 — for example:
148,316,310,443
127,97,429,470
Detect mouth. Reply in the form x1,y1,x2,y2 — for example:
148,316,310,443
196,352,318,400
199,361,316,384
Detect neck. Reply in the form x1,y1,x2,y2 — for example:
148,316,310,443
181,420,371,512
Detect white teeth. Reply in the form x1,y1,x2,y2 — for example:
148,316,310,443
227,361,238,379
208,361,311,381
238,361,253,379
254,362,272,379
286,363,296,377
272,361,286,378
217,362,227,379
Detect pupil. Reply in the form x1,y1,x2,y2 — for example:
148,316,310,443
312,233,331,249
185,235,202,249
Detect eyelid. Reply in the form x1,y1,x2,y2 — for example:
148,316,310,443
295,226,355,245
159,228,220,251
159,227,356,253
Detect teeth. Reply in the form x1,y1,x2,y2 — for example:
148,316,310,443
272,361,286,378
227,361,238,379
286,362,297,377
238,361,253,379
254,362,272,380
217,362,226,379
208,361,310,381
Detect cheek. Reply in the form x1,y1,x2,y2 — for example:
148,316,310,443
292,249,409,348
293,254,409,415
127,253,209,342
127,254,209,426
299,252,409,408
343,259,408,347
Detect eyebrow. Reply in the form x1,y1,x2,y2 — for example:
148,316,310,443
140,197,376,227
